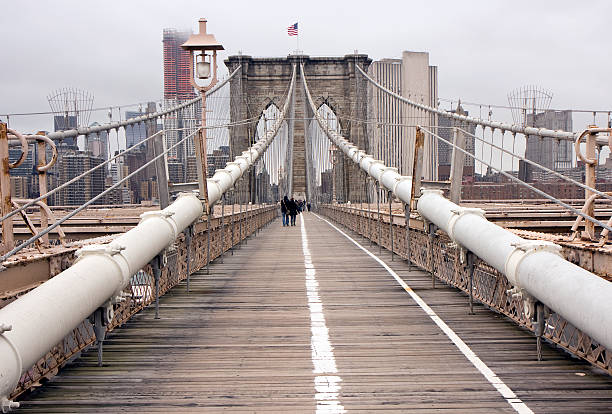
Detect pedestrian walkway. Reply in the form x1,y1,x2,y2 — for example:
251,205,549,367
17,213,612,413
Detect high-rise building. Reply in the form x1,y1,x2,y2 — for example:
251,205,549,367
125,111,148,148
367,52,438,180
9,144,35,198
437,103,476,180
167,160,185,183
402,51,438,180
185,155,198,182
86,122,109,161
368,59,405,173
55,151,105,206
163,29,195,101
163,29,199,162
525,110,573,170
207,145,230,177
109,160,131,204
53,115,78,148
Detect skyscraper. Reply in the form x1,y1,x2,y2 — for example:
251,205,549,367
437,103,476,180
86,122,108,161
525,110,573,170
367,52,438,179
53,115,78,148
402,51,438,180
163,29,199,162
55,151,105,206
125,111,148,148
368,59,405,173
163,29,195,101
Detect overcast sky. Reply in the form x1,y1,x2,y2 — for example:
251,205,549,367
1,0,611,135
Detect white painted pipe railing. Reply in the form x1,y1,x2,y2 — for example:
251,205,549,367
303,67,612,356
0,193,203,411
0,66,295,408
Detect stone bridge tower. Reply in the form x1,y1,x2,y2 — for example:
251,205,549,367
225,54,371,202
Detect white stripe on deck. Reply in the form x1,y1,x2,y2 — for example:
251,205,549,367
315,214,533,414
300,214,346,413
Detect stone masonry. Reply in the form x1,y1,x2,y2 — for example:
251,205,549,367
225,54,371,202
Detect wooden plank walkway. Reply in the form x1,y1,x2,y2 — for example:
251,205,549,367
16,213,612,412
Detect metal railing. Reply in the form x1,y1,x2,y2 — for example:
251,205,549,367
320,204,612,376
303,65,612,366
6,205,278,400
0,67,296,408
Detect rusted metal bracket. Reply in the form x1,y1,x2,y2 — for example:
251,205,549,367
149,251,167,319
425,220,438,289
533,302,550,362
184,225,194,293
90,300,114,367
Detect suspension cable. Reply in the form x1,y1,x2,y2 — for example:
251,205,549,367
357,65,582,141
419,126,612,234
1,127,200,262
1,115,259,224
458,127,612,204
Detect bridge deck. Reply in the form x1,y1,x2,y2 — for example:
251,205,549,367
17,213,612,413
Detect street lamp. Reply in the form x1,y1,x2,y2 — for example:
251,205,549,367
181,18,224,213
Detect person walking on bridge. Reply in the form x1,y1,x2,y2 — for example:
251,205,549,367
288,197,298,226
280,196,289,227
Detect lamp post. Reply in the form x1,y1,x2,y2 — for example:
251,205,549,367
181,18,224,214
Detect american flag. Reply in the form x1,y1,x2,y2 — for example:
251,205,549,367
287,23,298,36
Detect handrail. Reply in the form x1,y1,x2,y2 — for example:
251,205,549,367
303,66,612,358
0,65,294,407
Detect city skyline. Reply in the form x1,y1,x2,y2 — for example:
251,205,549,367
1,1,610,139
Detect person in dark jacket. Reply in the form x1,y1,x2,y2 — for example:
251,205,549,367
280,196,289,227
288,197,299,226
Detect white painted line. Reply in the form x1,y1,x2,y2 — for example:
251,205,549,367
300,215,346,414
314,213,533,414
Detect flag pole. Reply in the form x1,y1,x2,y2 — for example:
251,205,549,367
296,22,299,53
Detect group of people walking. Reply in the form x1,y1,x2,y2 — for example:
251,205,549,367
280,196,309,226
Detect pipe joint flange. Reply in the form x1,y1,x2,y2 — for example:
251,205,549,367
176,191,200,201
420,188,444,197
140,210,179,238
75,243,130,287
75,243,126,261
215,168,233,181
392,176,411,194
140,210,175,222
209,177,224,194
504,240,562,287
1,398,20,413
446,207,485,243
378,167,398,189
367,160,384,177
0,324,11,335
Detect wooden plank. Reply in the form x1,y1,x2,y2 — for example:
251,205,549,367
16,213,612,412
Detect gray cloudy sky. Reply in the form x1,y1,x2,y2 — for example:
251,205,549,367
1,0,611,135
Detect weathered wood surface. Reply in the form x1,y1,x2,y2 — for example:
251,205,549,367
17,213,612,412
